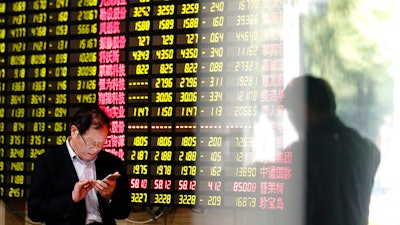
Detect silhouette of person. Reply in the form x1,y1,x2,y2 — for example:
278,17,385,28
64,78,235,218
282,75,380,225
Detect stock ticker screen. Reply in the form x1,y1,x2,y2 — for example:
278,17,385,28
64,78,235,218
0,0,296,211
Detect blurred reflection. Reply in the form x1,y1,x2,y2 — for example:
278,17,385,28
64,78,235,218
283,75,380,225
300,1,400,225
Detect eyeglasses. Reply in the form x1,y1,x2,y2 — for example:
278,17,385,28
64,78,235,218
79,133,105,150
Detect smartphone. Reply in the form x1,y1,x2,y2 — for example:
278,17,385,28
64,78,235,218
104,172,121,181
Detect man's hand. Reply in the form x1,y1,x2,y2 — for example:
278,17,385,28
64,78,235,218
95,177,116,200
72,179,96,203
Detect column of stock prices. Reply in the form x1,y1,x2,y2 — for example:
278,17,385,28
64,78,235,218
0,0,299,211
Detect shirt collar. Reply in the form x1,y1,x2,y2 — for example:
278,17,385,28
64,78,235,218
66,136,77,161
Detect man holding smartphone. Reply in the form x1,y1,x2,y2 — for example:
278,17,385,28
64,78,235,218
28,104,132,225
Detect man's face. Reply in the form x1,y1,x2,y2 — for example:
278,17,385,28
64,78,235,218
286,106,307,136
71,125,108,161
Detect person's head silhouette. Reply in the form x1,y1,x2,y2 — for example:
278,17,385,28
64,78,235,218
282,74,336,135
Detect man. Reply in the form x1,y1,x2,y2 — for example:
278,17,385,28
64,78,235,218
28,104,132,225
282,75,380,225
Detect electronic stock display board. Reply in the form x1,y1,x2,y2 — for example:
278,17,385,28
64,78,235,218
0,0,300,212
